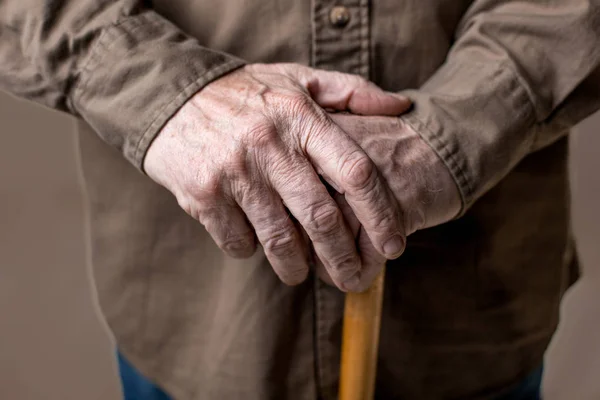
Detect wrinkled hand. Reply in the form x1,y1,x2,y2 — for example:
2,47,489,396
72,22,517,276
315,114,462,291
144,63,411,291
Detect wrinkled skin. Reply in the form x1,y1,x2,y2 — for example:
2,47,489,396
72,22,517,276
144,63,413,292
314,114,462,291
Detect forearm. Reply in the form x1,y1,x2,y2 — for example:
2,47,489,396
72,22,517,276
398,0,600,213
0,1,244,168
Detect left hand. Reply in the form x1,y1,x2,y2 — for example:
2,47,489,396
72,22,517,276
144,63,412,291
314,113,462,291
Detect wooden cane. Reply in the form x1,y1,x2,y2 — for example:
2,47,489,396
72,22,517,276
338,267,385,400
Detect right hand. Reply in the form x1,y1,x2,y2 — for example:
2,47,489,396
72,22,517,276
143,63,410,291
315,114,462,291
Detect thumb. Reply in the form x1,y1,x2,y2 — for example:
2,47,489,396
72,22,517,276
294,66,412,115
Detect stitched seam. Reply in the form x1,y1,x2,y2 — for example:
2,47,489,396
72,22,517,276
494,61,539,152
501,62,538,121
70,12,158,355
315,278,326,399
403,114,471,215
310,0,317,68
405,59,537,214
359,0,369,79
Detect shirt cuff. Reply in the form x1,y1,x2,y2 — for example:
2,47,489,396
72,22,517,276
399,58,537,216
72,10,246,170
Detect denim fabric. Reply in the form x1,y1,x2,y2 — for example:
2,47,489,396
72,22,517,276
117,351,542,400
118,352,171,400
496,366,543,400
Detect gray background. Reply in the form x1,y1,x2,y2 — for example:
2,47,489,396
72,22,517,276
0,91,598,399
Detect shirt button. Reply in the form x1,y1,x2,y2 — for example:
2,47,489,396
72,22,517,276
329,6,351,28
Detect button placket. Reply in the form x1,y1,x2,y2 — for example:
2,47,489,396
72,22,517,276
311,0,371,78
313,275,345,400
310,2,371,398
329,6,351,28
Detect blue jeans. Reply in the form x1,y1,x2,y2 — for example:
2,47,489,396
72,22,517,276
117,352,170,400
497,365,543,400
117,352,542,399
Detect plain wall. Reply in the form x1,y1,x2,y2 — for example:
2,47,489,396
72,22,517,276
0,90,599,399
0,94,121,400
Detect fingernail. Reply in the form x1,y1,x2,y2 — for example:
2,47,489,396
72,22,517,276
383,235,405,259
341,275,360,292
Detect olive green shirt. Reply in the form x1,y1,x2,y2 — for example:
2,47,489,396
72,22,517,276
1,0,600,398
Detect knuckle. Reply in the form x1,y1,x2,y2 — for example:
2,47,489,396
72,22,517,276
224,148,251,179
221,234,256,258
178,193,224,225
279,266,309,286
306,203,343,238
349,278,372,293
351,74,369,86
334,71,368,89
194,205,224,231
286,92,314,114
284,93,325,125
327,254,359,277
189,173,221,204
340,153,376,192
267,92,330,149
263,227,298,258
176,196,194,217
293,111,330,149
371,209,396,233
245,121,279,148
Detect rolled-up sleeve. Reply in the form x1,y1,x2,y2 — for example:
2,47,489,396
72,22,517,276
400,0,600,214
0,1,245,169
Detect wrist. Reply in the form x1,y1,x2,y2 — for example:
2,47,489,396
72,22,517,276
396,119,461,234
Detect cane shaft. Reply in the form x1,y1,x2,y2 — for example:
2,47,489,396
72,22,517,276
338,268,385,400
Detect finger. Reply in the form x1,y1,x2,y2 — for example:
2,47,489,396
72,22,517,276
334,192,387,292
314,254,335,286
351,228,388,292
314,231,386,292
266,153,362,292
346,84,412,116
333,191,361,236
301,110,406,261
198,200,258,259
314,191,359,287
236,184,310,286
292,65,411,116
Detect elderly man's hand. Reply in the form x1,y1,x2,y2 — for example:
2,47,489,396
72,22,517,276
315,114,462,291
143,63,411,291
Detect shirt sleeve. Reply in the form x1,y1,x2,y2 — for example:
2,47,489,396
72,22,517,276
399,0,600,215
0,1,245,169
